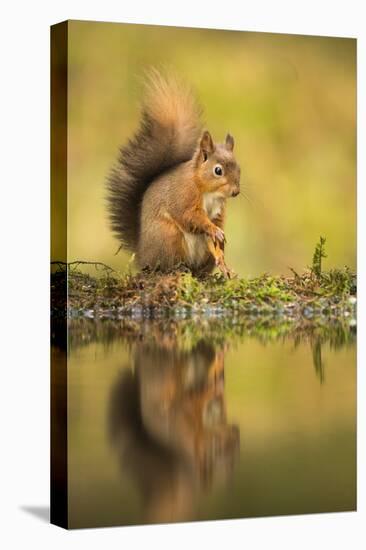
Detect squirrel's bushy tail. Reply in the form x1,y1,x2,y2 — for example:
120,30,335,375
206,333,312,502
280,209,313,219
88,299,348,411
107,70,203,252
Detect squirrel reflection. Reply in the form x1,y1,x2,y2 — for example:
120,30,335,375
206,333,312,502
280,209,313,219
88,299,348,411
108,326,239,524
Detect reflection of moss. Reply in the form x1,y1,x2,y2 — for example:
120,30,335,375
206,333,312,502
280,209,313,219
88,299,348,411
51,262,356,326
62,316,356,358
312,338,324,383
61,316,355,385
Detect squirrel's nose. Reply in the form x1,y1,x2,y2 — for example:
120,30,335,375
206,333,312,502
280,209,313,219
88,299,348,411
232,188,240,197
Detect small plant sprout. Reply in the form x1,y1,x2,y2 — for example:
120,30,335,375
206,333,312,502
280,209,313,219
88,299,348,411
312,236,327,279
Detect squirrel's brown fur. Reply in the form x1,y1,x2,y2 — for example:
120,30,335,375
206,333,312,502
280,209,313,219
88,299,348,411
107,70,240,275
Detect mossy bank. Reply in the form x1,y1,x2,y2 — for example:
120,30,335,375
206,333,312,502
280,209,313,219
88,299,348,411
51,262,356,326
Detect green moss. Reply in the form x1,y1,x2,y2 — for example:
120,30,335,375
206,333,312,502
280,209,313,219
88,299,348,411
51,261,356,326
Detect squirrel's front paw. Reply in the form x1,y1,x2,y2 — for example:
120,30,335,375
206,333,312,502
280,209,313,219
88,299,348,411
208,224,225,244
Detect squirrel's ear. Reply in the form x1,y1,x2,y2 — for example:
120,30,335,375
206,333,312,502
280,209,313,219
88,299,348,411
225,133,234,151
200,131,214,160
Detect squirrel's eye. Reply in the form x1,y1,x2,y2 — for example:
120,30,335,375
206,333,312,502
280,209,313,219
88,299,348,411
214,165,223,177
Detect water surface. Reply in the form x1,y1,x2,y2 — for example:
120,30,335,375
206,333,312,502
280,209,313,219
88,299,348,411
59,319,356,528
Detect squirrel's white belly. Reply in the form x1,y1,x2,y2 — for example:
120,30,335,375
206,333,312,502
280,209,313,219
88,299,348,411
183,192,224,266
183,232,208,266
203,192,224,219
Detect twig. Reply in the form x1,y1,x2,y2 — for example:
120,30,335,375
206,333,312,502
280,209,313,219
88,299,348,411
51,260,117,273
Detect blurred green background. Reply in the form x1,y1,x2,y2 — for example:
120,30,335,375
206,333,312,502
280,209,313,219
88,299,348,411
60,20,356,276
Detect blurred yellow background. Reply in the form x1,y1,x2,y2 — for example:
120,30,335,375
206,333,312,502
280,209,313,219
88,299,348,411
61,20,356,276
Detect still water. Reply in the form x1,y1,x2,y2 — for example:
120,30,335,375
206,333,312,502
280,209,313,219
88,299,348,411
61,319,356,528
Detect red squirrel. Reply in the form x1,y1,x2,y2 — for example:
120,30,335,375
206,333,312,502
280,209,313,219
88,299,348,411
107,70,240,277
